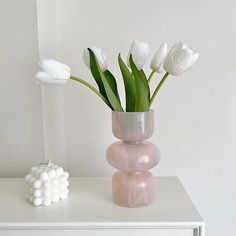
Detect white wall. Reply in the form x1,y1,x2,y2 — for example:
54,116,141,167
0,0,236,236
0,0,44,176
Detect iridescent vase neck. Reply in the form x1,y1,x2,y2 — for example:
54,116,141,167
112,110,154,142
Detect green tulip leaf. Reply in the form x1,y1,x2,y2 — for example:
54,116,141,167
118,54,136,112
104,70,121,103
88,48,110,104
130,56,150,112
88,49,124,111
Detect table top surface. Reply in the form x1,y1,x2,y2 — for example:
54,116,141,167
0,177,203,229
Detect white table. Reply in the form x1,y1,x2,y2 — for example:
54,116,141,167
0,177,204,236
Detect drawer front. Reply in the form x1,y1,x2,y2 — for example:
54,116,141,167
0,228,195,236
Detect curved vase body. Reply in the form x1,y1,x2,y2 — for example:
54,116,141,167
106,110,160,207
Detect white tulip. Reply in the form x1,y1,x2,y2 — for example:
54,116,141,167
35,59,71,85
163,41,199,76
150,43,167,73
128,40,150,70
83,47,108,72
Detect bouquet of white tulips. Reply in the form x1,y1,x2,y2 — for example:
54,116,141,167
35,40,199,112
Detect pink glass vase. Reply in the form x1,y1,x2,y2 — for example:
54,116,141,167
106,110,160,207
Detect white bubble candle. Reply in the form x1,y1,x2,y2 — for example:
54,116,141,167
25,160,69,206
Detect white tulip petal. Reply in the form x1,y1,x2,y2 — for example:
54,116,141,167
35,71,66,85
39,59,71,80
91,47,108,71
189,53,199,68
83,47,108,72
83,49,90,70
35,59,71,86
173,41,186,50
150,43,167,72
156,64,165,73
163,41,199,76
128,40,150,70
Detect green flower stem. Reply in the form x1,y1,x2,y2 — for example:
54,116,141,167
70,75,111,108
149,72,169,108
148,70,155,83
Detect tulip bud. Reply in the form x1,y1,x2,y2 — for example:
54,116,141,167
35,59,71,85
128,40,150,70
163,41,199,76
150,43,167,73
83,47,108,72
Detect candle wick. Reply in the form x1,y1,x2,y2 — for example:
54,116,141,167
39,159,51,167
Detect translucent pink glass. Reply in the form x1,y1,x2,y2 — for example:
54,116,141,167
106,110,160,207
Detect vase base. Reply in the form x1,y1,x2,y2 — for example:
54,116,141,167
112,171,155,208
